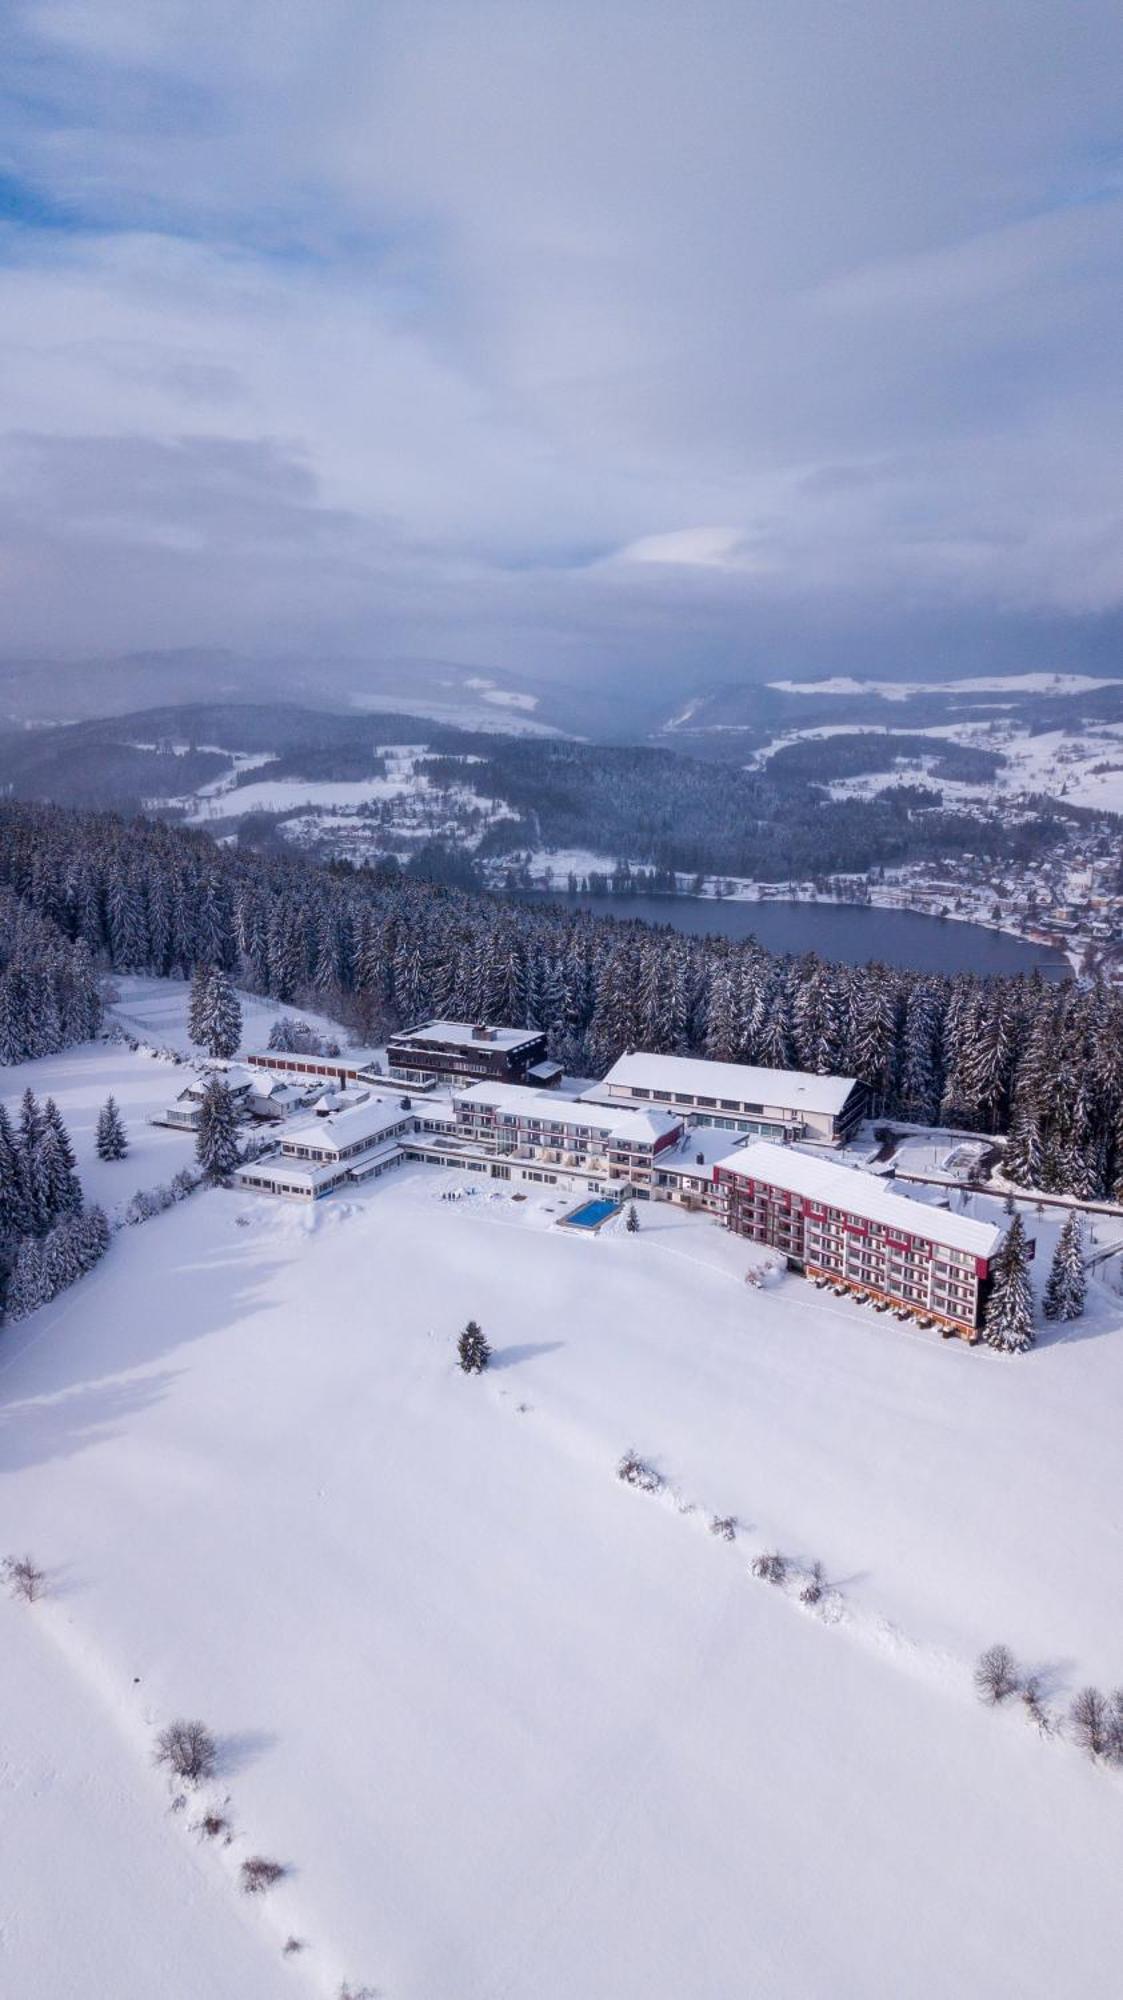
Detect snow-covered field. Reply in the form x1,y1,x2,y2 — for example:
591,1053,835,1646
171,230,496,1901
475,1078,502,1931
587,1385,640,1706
751,715,1123,813
3,1002,1123,1997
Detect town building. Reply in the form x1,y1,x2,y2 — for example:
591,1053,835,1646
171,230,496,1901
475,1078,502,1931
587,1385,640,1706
584,1052,866,1144
714,1141,1013,1336
386,1020,555,1090
450,1082,684,1188
157,1063,327,1131
234,1098,415,1200
650,1127,747,1212
245,1048,382,1089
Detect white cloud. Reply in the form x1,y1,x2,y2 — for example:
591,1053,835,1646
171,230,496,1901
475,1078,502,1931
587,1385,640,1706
1,1,1122,675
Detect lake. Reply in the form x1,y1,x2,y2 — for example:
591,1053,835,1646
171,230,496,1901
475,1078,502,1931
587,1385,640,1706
544,893,1071,978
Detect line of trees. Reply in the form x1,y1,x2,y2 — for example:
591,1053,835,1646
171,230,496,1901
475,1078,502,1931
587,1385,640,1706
1,801,1122,1201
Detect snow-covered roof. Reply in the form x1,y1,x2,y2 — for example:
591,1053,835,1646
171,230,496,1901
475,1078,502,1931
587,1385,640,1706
716,1142,1003,1257
585,1052,860,1118
392,1019,543,1053
455,1081,682,1145
654,1129,752,1175
236,1155,350,1194
280,1099,412,1159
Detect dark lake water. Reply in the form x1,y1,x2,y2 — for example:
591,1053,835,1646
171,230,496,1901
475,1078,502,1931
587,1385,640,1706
544,893,1071,979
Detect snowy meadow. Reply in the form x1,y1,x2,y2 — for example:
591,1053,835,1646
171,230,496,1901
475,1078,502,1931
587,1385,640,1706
2,1005,1123,1997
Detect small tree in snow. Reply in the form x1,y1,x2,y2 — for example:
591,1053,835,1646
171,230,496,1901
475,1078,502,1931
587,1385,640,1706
625,1202,640,1233
96,1095,128,1161
752,1551,788,1585
1069,1686,1111,1759
1042,1213,1086,1323
973,1643,1020,1704
800,1560,827,1606
1019,1674,1056,1736
241,1856,286,1895
154,1719,217,1785
457,1319,491,1374
984,1214,1035,1354
3,1554,46,1602
616,1449,662,1493
195,1079,241,1183
1107,1689,1123,1764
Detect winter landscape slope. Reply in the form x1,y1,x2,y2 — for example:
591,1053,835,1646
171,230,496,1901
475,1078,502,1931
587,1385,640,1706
2,1007,1123,1997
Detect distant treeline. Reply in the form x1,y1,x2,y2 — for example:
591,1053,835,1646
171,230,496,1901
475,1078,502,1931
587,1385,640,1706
763,731,1006,786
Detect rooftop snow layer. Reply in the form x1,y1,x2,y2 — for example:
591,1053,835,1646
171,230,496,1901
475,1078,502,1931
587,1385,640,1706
393,1019,543,1053
588,1052,859,1117
280,1098,412,1157
455,1080,684,1144
717,1141,1004,1257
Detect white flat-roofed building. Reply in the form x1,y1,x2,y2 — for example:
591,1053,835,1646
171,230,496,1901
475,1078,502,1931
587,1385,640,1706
583,1052,866,1144
714,1141,1014,1336
234,1098,414,1200
453,1081,684,1187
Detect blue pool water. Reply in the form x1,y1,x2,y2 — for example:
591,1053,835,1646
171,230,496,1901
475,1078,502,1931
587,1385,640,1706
562,1198,619,1230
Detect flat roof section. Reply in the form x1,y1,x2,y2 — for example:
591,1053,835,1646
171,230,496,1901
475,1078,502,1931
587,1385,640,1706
585,1052,860,1118
391,1019,544,1054
716,1141,1003,1258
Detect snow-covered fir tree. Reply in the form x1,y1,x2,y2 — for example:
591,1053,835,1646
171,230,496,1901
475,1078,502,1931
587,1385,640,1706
41,1099,82,1216
984,1213,1035,1354
188,965,242,1060
1042,1212,1086,1323
195,1078,241,1182
96,1095,129,1161
457,1319,491,1374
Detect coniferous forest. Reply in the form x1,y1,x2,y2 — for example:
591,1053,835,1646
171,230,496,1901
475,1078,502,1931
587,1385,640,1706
0,801,1121,1201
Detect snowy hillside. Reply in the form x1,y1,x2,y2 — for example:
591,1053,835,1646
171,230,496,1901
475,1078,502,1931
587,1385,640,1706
2,1002,1123,1996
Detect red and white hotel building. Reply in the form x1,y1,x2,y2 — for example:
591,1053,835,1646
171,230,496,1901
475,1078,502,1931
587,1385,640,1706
715,1141,1016,1337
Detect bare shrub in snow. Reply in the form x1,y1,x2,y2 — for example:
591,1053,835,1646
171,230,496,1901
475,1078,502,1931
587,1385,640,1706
616,1449,663,1494
1019,1676,1057,1737
282,1937,305,1956
339,1985,378,2000
800,1560,827,1606
1069,1686,1111,1759
241,1855,286,1895
194,1810,231,1841
709,1515,737,1541
3,1554,46,1602
1107,1690,1123,1764
154,1719,218,1785
751,1551,788,1586
973,1644,1020,1705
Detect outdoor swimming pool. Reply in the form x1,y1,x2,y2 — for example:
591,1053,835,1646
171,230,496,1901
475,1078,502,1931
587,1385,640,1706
561,1197,619,1230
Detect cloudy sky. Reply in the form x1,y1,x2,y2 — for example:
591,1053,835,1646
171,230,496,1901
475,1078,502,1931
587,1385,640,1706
2,1,1122,689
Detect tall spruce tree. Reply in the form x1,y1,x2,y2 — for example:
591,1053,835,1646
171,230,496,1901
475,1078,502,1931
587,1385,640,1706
984,1213,1035,1354
1042,1212,1086,1322
195,1078,241,1183
207,969,243,1060
189,965,242,1060
96,1095,129,1161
